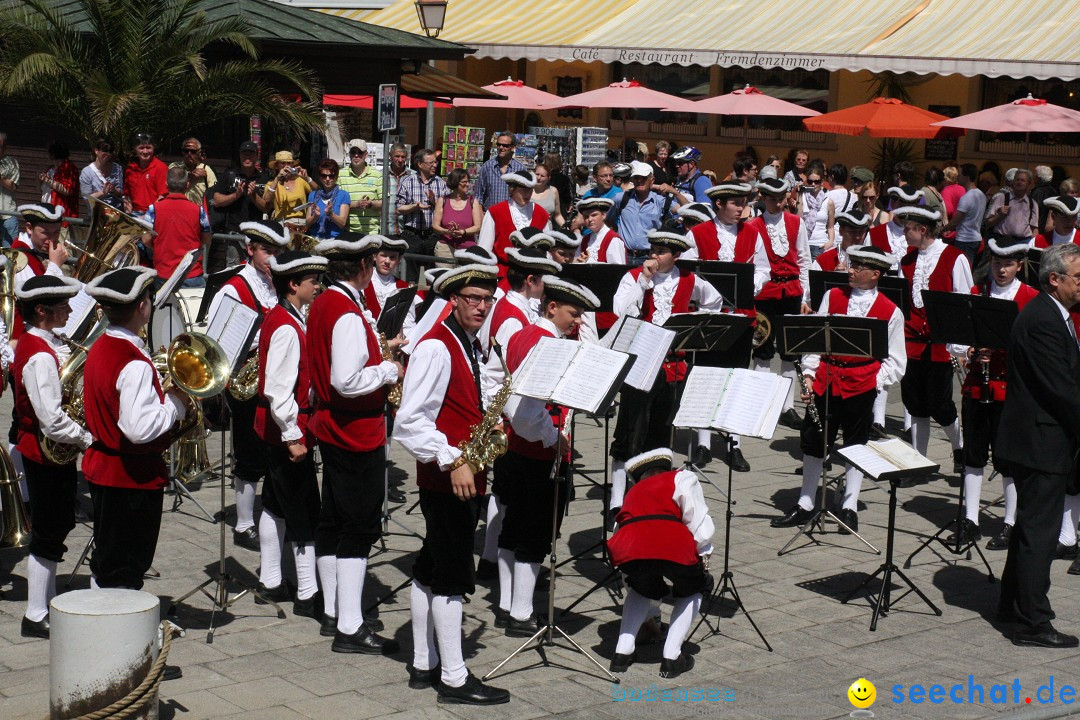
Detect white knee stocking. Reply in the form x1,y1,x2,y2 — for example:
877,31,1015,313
1059,494,1080,546
1002,476,1017,526
663,593,701,661
799,455,824,511
292,542,318,601
234,479,257,533
316,555,337,620
480,495,505,563
496,548,514,613
909,417,931,457
943,419,962,451
841,465,863,512
615,588,653,656
410,580,438,672
335,557,367,634
26,554,55,622
873,388,888,426
610,460,627,510
780,362,797,412
963,467,984,524
431,594,467,688
258,511,285,589
510,561,541,622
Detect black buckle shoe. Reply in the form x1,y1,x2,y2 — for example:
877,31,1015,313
436,672,510,705
331,625,399,655
476,558,497,581
163,665,183,681
1069,557,1080,576
770,505,814,528
493,608,509,628
320,614,337,637
690,444,712,467
986,524,1012,551
254,582,292,605
836,509,858,535
728,447,750,473
778,408,803,430
1054,542,1080,560
505,614,541,638
658,653,694,679
1011,625,1079,649
20,615,49,639
387,487,407,504
293,592,321,620
364,616,384,633
232,527,260,551
408,664,441,690
609,652,635,673
946,518,981,545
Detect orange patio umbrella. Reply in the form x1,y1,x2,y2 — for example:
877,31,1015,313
802,97,963,139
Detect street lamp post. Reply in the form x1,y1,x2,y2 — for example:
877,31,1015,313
414,1,449,151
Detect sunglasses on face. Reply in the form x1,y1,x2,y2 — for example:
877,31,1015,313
496,143,513,148
319,173,335,178
182,148,200,154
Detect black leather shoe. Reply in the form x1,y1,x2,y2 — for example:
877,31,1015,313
293,592,321,620
493,608,509,628
728,447,750,473
690,444,712,467
837,509,858,535
946,518,981,545
436,672,510,705
771,506,814,528
778,408,803,430
1069,557,1080,576
320,614,337,637
408,664,441,690
476,558,497,581
331,625,399,655
1054,542,1080,560
870,423,888,440
254,582,292,605
986,524,1012,551
163,665,183,681
21,615,49,639
387,487,407,504
1011,626,1079,649
609,652,635,673
658,653,694,679
232,527,259,551
505,614,541,638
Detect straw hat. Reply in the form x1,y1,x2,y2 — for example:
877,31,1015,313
270,151,296,168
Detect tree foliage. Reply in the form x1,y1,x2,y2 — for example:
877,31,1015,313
0,0,325,157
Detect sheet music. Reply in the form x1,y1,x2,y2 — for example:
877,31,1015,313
56,289,97,338
839,445,902,479
513,336,580,399
672,366,731,428
837,439,937,481
551,343,627,413
869,439,937,472
713,369,787,437
205,295,259,372
154,249,197,308
604,316,675,392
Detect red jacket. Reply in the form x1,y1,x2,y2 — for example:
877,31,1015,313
689,219,759,262
124,157,168,214
748,212,802,301
487,201,549,279
151,194,204,280
629,266,695,381
1033,229,1080,249
900,244,965,363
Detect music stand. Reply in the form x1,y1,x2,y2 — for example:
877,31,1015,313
810,271,910,319
676,260,754,313
902,290,1016,581
775,314,888,556
196,266,244,324
1021,247,1042,287
558,264,628,310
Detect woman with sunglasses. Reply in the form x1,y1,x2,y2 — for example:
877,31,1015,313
433,169,483,262
306,159,351,239
79,137,124,212
860,184,890,228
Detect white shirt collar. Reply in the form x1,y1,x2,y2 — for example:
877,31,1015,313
989,277,1021,299
331,281,363,305
239,263,277,307
535,316,560,338
375,272,396,286
105,325,147,352
27,326,65,348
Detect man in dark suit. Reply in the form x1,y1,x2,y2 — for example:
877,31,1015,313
995,242,1080,648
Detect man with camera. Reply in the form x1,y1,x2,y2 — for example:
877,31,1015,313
210,141,272,272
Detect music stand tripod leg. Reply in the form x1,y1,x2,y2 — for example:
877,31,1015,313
65,534,95,590
168,476,216,523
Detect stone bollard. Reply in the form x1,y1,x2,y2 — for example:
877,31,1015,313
50,589,161,720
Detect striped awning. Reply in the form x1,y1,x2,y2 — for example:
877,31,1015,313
347,0,1080,80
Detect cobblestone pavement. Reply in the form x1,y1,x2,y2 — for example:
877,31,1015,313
2,389,1079,720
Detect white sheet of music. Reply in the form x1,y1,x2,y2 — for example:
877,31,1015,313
673,366,790,439
838,440,937,481
56,289,97,339
551,343,628,413
672,366,731,429
205,295,259,372
513,336,580,399
604,316,675,392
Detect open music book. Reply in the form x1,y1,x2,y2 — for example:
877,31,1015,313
512,336,633,415
672,366,791,439
837,439,939,482
601,315,675,392
205,294,261,374
56,288,98,339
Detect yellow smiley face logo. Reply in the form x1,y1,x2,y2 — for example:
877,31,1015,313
848,678,876,709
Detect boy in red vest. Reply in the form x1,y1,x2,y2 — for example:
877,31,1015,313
393,261,510,705
145,166,211,288
83,267,186,589
947,236,1039,548
548,225,581,265
494,275,598,637
772,245,905,533
476,170,551,279
14,275,91,639
1034,195,1080,248
868,185,922,263
206,220,289,552
254,251,328,614
577,197,624,264
308,234,403,652
610,229,724,515
11,203,70,344
683,182,769,293
747,176,811,429
363,236,414,319
607,448,714,679
895,205,973,471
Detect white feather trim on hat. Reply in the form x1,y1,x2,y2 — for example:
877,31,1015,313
846,245,894,269
433,263,499,296
577,197,614,212
892,206,940,224
1044,195,1080,217
647,229,692,251
986,237,1031,257
677,203,714,224
705,182,754,199
17,203,63,222
502,171,536,188
239,221,290,247
625,447,675,480
314,237,381,257
85,267,157,304
453,246,498,266
269,254,329,274
887,186,924,202
505,247,562,274
15,275,81,301
540,275,600,310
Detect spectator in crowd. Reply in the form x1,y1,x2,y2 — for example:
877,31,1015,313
583,161,619,201
672,147,711,203
210,140,270,270
612,162,635,193
942,163,988,267
1059,178,1080,230
338,139,382,234
573,164,592,199
306,159,350,240
893,160,917,189
859,182,889,227
731,151,757,183
850,166,874,196
39,141,79,222
799,161,826,244
384,143,413,237
610,161,678,267
474,131,524,209
649,141,673,185
144,166,211,288
396,148,447,276
79,137,124,212
262,151,312,226
0,132,19,245
978,162,1001,197
432,168,483,261
123,133,168,216
986,167,1038,240
169,137,217,212
941,165,965,218
531,163,566,228
1031,165,1057,232
816,163,859,256
764,155,782,177
923,166,949,224
783,148,809,186
544,152,574,218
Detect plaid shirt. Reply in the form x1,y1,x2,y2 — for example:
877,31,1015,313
396,172,447,232
474,157,525,210
385,167,413,235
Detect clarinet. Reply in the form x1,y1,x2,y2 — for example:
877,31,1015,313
793,359,822,431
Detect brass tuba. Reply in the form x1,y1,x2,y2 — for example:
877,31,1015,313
71,198,149,283
0,248,29,340
0,445,31,549
752,311,772,348
457,338,511,473
40,321,108,466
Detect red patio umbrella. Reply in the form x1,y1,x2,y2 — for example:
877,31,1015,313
932,94,1080,166
802,97,961,139
323,94,451,110
663,85,821,149
554,79,688,110
452,78,565,109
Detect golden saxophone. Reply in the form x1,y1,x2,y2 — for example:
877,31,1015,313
457,338,511,473
228,354,260,401
378,331,403,408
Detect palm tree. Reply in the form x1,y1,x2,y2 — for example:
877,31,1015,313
0,0,325,158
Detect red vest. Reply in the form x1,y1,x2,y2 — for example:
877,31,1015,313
749,212,802,301
689,219,758,262
151,194,204,280
488,294,530,344
593,227,622,263
223,271,269,319
255,304,313,445
363,276,409,319
816,247,842,273
629,267,695,381
1033,229,1080,249
608,469,699,566
812,287,897,398
83,334,171,489
414,322,487,494
869,223,912,257
504,323,566,461
307,288,386,452
487,201,549,279
11,245,46,342
13,332,61,465
961,281,1039,402
900,244,965,362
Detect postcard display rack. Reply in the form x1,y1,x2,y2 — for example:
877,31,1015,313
575,127,609,167
526,127,573,170
442,125,487,177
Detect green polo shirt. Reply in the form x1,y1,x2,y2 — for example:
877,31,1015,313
338,163,383,234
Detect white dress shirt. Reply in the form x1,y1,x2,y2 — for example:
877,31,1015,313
108,326,184,444
910,239,974,310
613,266,725,326
583,226,626,264
22,328,92,449
262,303,308,442
206,263,277,351
327,283,398,398
672,469,715,556
480,290,536,398
12,243,64,291
477,201,552,251
762,210,811,295
870,221,909,269
394,321,488,470
682,220,772,295
801,287,907,391
503,317,562,449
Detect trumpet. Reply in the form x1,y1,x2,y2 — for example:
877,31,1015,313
228,354,259,401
